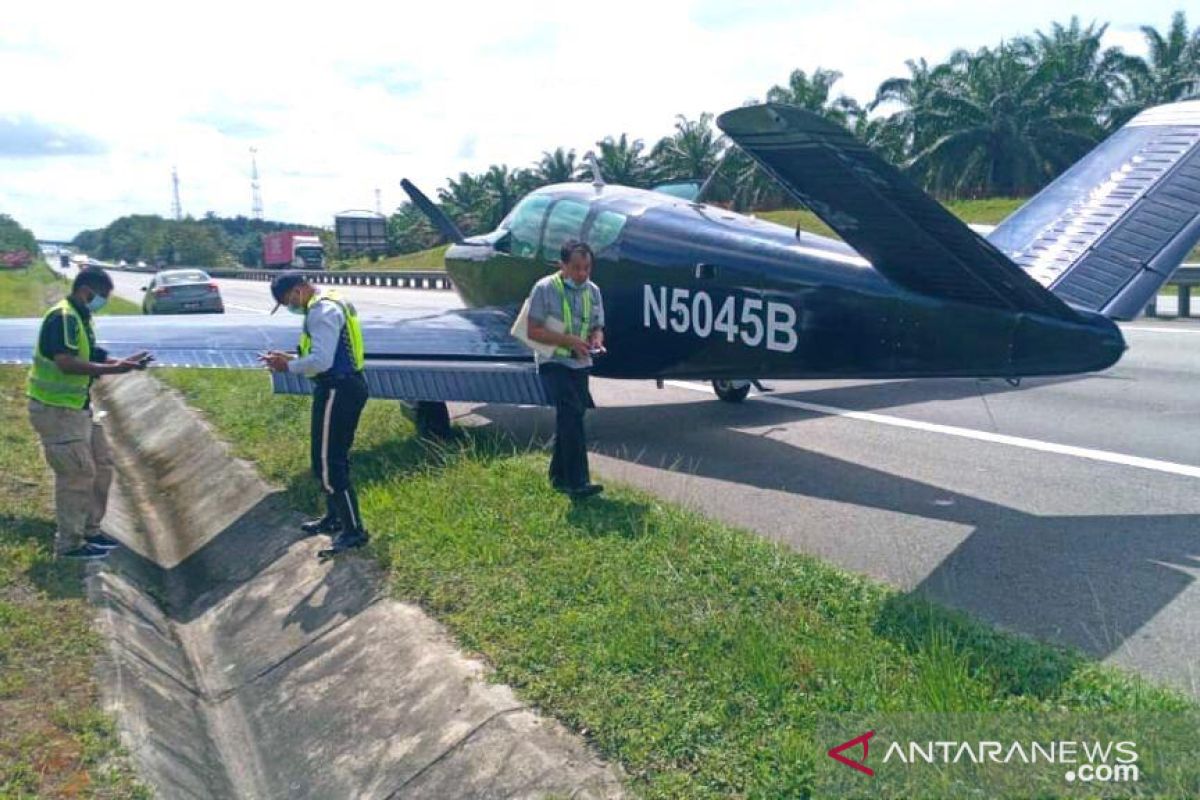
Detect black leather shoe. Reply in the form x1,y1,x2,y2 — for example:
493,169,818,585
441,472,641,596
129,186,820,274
318,530,369,560
301,515,341,536
568,483,604,499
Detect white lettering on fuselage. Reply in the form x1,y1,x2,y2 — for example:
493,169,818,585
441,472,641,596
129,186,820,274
642,285,798,353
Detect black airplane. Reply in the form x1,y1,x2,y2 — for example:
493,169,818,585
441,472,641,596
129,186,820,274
3,100,1199,429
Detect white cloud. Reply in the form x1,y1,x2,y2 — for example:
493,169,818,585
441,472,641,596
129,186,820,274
0,0,1178,239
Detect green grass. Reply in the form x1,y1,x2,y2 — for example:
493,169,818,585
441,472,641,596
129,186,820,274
157,365,1197,798
333,245,448,272
0,263,148,799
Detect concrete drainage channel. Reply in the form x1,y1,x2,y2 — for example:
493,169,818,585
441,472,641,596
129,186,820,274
88,372,624,799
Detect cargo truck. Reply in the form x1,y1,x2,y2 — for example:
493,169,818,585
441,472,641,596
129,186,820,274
262,231,325,270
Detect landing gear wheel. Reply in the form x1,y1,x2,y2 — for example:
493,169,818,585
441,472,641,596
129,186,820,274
414,401,453,440
712,379,752,403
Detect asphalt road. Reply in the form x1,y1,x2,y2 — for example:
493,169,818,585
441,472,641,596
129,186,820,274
83,266,1200,695
102,268,458,318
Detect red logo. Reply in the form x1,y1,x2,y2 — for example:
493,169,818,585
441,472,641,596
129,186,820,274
828,730,876,776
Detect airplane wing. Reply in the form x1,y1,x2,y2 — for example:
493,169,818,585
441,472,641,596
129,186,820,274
716,103,1078,321
0,308,549,405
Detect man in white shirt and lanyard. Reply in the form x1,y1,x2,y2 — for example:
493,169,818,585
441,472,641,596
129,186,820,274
526,240,606,498
260,273,370,559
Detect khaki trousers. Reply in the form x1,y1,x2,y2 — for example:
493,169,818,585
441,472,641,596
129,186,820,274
27,399,113,555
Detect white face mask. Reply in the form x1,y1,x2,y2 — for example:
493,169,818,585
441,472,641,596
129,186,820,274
287,305,305,316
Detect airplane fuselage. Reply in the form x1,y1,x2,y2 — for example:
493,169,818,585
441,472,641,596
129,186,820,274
444,184,1125,381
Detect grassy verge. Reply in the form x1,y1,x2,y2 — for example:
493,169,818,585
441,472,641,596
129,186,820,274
0,264,148,798
158,365,1196,798
333,245,448,272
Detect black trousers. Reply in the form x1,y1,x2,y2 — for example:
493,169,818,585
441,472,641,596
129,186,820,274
310,373,368,495
539,363,594,489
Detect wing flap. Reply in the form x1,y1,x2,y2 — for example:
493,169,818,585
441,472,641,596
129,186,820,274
716,103,1078,320
0,307,545,406
273,360,548,405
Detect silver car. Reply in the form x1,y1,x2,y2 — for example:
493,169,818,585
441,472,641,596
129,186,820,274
142,269,225,314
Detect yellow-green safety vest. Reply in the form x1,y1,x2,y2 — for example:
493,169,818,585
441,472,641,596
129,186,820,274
27,299,93,409
552,274,592,358
298,291,365,372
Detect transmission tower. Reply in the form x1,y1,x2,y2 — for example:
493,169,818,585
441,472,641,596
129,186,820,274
171,167,182,220
374,187,382,215
249,147,264,220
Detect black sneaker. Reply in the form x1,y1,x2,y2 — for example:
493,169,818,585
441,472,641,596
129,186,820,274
568,483,604,499
317,530,369,560
60,543,111,561
300,515,341,537
85,533,122,550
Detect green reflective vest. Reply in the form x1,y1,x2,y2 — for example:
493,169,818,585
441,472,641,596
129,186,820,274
552,275,592,358
298,291,365,372
27,299,93,409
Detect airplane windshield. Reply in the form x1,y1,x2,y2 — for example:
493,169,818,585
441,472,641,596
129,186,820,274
504,194,552,258
541,200,589,262
587,210,626,252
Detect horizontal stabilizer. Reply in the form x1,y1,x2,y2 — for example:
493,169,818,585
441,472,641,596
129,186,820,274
988,100,1200,319
717,104,1077,321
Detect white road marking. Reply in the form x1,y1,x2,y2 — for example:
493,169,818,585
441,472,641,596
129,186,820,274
1122,326,1200,335
666,380,1200,480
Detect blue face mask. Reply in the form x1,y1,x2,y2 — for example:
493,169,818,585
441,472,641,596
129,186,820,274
287,305,305,316
563,277,580,289
87,294,108,313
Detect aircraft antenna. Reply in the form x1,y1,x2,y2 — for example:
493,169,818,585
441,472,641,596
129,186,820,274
250,147,264,220
582,151,605,188
170,166,183,220
696,147,732,204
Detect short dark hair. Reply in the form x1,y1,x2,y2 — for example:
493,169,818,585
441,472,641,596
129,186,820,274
73,266,113,294
559,240,594,264
270,271,309,304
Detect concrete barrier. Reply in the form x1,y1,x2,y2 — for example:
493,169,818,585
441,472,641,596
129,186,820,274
90,372,623,799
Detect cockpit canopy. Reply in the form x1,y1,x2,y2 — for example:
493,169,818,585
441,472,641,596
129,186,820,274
497,188,630,262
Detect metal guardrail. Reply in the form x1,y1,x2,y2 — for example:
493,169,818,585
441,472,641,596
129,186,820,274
1146,264,1200,318
206,269,453,290
101,263,453,290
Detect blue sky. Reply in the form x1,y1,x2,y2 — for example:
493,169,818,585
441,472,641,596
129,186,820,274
0,0,1191,240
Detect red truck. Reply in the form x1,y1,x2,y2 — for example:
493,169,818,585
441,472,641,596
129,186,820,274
262,231,325,270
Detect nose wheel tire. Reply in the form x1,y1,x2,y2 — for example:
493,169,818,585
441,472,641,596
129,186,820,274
712,379,751,403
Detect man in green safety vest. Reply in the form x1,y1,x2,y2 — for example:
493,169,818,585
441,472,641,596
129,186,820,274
526,240,606,499
260,273,371,559
27,266,153,560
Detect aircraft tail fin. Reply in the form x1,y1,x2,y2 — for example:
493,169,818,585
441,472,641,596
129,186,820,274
986,101,1200,319
400,178,465,244
717,104,1078,321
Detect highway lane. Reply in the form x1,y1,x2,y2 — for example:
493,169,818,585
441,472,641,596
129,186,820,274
55,262,1200,694
101,268,460,318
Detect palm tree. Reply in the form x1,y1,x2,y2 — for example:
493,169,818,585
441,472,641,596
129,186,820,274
595,133,657,187
1131,11,1200,105
870,58,956,165
649,113,726,183
904,43,1103,197
481,164,528,228
765,67,862,128
533,148,579,184
438,172,491,234
1024,16,1148,131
